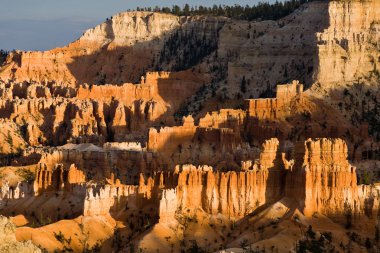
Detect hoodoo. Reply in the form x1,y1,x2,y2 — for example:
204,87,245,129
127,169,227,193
0,0,379,252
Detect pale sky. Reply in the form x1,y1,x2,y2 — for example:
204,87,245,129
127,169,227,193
0,0,277,51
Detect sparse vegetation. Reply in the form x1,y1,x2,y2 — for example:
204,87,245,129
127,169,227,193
359,171,372,185
54,231,74,252
156,24,220,72
0,49,8,66
6,130,13,147
112,227,123,251
16,168,35,183
53,231,66,244
239,239,249,249
297,226,335,253
85,242,101,253
339,81,380,143
186,240,206,253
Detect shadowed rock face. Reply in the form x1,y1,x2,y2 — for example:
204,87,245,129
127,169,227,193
0,1,379,252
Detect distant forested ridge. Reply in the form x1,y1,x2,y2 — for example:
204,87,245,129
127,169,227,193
132,0,319,21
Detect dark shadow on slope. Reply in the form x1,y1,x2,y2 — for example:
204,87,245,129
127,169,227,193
101,173,179,252
242,92,365,160
219,0,330,102
170,1,331,118
323,77,380,161
0,184,86,227
66,15,225,85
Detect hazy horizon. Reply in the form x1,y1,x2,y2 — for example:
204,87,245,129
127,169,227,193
0,0,279,52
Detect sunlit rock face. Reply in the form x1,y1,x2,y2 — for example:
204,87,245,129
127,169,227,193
0,1,379,252
0,216,41,253
286,138,359,216
80,12,181,47
315,0,380,85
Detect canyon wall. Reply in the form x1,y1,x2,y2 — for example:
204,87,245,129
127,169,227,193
1,1,379,98
33,144,156,189
218,1,328,98
31,137,375,221
220,0,380,99
0,13,224,85
0,12,181,85
0,2,378,152
0,2,379,251
1,137,378,253
315,0,380,85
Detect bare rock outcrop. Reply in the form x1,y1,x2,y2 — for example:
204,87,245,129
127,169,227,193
244,81,304,120
286,138,379,218
158,189,178,224
0,216,41,253
0,71,204,148
80,12,180,47
315,0,380,85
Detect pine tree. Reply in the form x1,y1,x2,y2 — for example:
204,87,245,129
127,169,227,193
172,5,181,16
241,76,247,93
183,4,190,16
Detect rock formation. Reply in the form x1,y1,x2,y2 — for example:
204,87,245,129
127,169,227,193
315,0,380,85
0,13,224,86
287,138,361,216
0,216,41,253
0,1,379,252
13,136,378,221
0,71,204,148
158,189,178,224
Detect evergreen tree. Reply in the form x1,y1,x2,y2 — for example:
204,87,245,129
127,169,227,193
0,49,9,66
133,0,320,21
240,76,247,93
183,4,190,16
172,5,181,16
